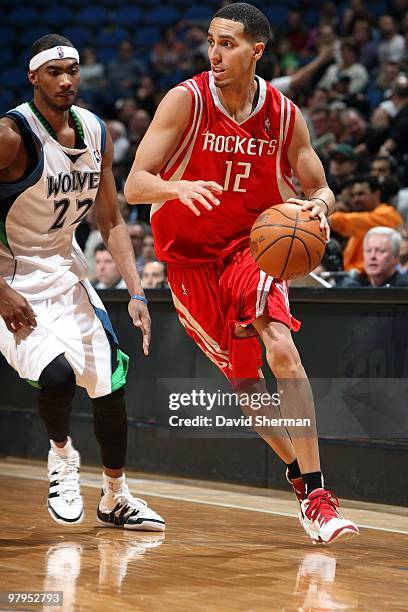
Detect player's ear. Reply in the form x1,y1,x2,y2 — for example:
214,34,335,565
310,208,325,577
253,42,264,61
28,70,38,89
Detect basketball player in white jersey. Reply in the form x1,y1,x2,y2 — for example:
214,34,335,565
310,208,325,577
125,4,358,544
0,34,164,531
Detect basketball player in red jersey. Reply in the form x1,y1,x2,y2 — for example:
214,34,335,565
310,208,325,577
125,3,358,544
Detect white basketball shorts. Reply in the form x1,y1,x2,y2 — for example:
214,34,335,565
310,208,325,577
0,279,128,398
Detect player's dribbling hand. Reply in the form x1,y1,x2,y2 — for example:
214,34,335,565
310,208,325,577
128,299,151,356
0,283,37,333
176,180,223,216
286,197,331,242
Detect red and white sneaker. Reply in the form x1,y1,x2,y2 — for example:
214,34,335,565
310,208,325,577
300,488,359,545
286,469,306,505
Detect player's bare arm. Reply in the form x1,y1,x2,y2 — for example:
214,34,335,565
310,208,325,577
287,108,334,240
95,127,151,355
124,87,223,217
0,118,37,332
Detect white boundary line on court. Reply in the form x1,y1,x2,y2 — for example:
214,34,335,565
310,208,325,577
2,464,407,536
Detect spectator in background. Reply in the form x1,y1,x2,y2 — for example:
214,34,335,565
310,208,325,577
79,47,105,92
330,175,403,272
318,39,368,95
142,262,168,289
380,76,408,178
269,45,334,97
377,15,405,64
352,18,377,70
151,27,189,76
135,76,157,116
107,41,146,95
338,227,408,286
399,227,408,271
142,235,157,265
106,120,129,164
92,244,126,289
370,155,397,180
308,106,336,160
327,144,358,197
376,61,401,98
128,109,151,150
341,107,387,159
313,238,345,286
127,221,149,274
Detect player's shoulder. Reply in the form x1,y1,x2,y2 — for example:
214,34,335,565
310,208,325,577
71,104,103,127
0,116,22,148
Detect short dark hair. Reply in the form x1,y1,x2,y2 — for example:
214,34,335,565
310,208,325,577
30,34,74,60
213,3,271,44
94,242,109,255
352,174,381,193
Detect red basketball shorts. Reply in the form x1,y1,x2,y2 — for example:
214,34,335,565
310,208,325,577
167,246,301,383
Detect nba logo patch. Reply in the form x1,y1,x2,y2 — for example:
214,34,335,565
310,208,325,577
264,118,270,131
94,149,101,163
57,46,64,59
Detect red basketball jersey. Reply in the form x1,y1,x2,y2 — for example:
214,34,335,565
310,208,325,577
151,71,297,264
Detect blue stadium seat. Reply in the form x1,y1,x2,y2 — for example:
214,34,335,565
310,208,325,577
96,47,118,64
62,26,93,49
42,7,75,28
97,28,129,47
144,6,181,27
0,69,28,89
77,6,109,28
0,91,14,114
184,6,214,21
7,7,39,27
134,28,161,46
263,5,290,28
23,26,51,46
113,6,143,27
0,49,12,70
0,27,14,46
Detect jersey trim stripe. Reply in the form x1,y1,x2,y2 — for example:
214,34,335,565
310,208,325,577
93,113,106,154
165,81,199,173
170,286,229,357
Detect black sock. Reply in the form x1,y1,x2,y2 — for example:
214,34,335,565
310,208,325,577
302,471,324,496
286,459,301,480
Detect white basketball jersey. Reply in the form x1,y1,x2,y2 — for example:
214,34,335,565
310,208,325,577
0,103,105,300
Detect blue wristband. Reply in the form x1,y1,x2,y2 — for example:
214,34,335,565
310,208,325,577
131,294,148,305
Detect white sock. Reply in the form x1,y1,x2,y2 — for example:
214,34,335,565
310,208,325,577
103,472,125,495
51,436,73,458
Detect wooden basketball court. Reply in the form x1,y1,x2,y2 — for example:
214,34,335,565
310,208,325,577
0,459,407,611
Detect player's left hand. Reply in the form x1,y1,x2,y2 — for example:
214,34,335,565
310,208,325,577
128,299,151,356
286,197,330,242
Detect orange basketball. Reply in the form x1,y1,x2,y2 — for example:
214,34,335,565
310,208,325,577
249,203,326,280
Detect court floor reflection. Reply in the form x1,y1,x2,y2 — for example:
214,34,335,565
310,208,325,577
290,552,359,610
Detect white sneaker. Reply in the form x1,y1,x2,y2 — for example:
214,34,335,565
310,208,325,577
47,438,84,525
300,488,359,545
97,483,165,532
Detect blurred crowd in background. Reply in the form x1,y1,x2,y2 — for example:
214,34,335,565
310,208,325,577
1,0,408,288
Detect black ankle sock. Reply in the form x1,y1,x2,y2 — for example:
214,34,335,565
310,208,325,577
302,471,324,496
286,459,301,480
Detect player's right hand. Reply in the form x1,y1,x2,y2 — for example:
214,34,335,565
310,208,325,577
0,283,37,333
175,180,223,216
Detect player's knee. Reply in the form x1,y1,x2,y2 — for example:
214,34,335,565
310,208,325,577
263,332,302,378
92,387,127,418
39,355,76,393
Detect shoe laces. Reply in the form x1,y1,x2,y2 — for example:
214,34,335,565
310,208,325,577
305,490,340,524
112,484,148,512
53,455,80,502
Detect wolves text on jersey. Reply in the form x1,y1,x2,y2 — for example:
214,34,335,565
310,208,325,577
47,171,101,199
202,131,278,156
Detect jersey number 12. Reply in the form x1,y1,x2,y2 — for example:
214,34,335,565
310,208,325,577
223,161,252,193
